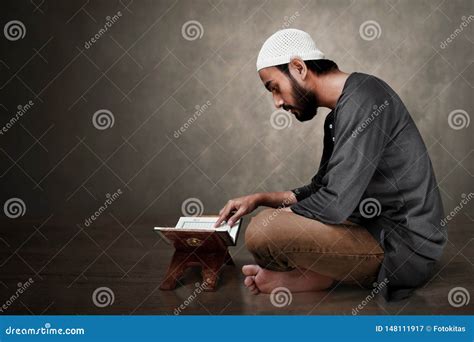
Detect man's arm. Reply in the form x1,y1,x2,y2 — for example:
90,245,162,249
290,86,395,224
214,191,297,227
257,191,297,208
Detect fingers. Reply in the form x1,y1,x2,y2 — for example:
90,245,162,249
214,214,225,228
214,201,235,227
227,207,245,226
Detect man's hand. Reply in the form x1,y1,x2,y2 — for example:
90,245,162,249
214,194,261,227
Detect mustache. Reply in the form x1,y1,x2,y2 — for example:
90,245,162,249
282,104,296,111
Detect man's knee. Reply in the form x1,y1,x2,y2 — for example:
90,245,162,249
244,208,285,255
245,208,331,255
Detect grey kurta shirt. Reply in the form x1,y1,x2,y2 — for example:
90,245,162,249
290,72,446,301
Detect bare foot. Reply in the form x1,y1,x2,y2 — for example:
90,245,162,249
242,264,334,295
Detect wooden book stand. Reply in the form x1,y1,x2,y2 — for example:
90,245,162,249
159,229,235,291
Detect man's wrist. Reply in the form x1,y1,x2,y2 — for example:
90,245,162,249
285,191,297,206
253,191,296,208
253,192,267,206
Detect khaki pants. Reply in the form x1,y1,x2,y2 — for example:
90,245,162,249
245,208,384,287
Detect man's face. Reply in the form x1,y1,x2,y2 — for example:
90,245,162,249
259,66,318,122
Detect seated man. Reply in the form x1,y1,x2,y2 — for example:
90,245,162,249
214,29,446,301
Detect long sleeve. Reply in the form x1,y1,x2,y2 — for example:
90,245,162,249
291,112,336,202
290,83,396,224
291,169,324,201
288,72,447,302
291,184,315,202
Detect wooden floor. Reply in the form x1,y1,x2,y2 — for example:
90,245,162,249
0,215,473,315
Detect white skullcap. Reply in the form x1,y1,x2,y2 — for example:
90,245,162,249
256,29,325,71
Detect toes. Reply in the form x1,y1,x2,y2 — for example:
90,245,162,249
248,284,258,292
243,276,260,295
244,276,255,287
242,266,262,295
250,287,260,295
242,264,260,276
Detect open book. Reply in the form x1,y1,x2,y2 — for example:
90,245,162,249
154,216,242,246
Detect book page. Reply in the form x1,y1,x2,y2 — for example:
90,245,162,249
180,217,240,243
156,216,241,244
181,220,217,229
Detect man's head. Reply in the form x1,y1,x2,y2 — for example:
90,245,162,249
256,29,338,121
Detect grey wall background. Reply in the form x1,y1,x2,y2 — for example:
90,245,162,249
0,0,473,228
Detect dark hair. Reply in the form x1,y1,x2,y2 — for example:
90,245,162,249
276,59,338,76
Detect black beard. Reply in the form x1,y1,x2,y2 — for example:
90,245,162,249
288,74,318,122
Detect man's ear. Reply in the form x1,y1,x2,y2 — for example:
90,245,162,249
288,57,308,81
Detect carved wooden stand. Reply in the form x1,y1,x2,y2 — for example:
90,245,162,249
159,230,235,291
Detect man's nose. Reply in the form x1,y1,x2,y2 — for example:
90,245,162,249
273,94,284,109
